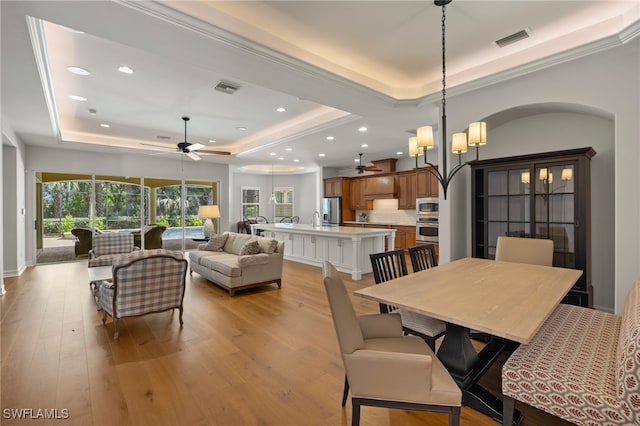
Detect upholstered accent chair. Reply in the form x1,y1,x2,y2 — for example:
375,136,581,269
369,249,446,351
88,232,139,267
322,261,461,426
95,249,188,339
495,236,554,266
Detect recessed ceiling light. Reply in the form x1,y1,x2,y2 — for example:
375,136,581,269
117,65,134,74
359,126,368,132
237,126,247,131
270,152,277,156
276,107,286,112
278,157,284,160
396,151,403,155
361,144,368,148
319,153,326,157
293,159,299,162
208,139,216,143
285,148,292,152
326,136,334,141
100,123,110,128
67,66,90,76
354,158,360,162
69,95,87,101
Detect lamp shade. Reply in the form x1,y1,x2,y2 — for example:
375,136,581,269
451,133,467,154
468,122,487,147
521,171,530,184
562,168,573,181
198,205,220,218
408,136,420,157
417,126,434,150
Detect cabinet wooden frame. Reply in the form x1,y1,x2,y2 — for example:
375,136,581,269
470,147,595,307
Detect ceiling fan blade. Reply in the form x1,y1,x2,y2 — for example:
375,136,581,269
195,147,232,156
188,143,205,151
186,151,201,161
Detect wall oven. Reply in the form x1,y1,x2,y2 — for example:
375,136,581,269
416,197,439,243
416,217,439,243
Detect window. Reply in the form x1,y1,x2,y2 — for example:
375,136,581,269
241,187,260,218
273,187,293,221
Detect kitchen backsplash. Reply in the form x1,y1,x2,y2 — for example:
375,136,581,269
355,199,415,226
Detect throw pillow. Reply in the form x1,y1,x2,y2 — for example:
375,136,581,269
259,238,278,254
239,237,261,256
202,234,228,252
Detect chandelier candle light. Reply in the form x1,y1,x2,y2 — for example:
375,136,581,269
410,0,487,199
198,205,220,238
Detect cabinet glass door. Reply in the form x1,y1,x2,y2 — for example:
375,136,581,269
486,168,531,257
534,164,575,268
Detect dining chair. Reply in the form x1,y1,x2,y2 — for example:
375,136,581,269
291,215,300,223
369,250,446,351
408,244,438,272
280,216,293,223
495,236,554,266
322,261,461,426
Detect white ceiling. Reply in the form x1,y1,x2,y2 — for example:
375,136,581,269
2,1,638,172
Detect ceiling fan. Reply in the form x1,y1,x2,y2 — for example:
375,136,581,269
142,116,231,161
355,153,382,174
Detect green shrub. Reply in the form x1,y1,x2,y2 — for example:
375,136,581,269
61,214,75,233
94,216,105,230
186,215,203,226
43,219,61,234
156,215,169,227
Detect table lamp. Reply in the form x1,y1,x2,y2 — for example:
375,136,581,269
198,205,220,238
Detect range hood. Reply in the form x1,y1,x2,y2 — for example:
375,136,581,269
364,175,397,199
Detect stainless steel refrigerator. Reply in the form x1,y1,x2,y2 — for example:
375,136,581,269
322,197,342,226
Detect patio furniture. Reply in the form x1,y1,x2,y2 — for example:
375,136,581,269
132,224,166,249
71,227,100,256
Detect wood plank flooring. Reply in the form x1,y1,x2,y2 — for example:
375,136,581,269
1,259,570,426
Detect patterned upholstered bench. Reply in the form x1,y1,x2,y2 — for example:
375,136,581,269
502,278,640,425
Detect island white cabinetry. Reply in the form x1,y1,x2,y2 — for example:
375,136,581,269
251,224,395,280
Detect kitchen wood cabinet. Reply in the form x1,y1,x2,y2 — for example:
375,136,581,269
350,178,371,210
323,177,350,197
394,225,417,251
364,174,397,199
416,167,439,198
397,171,417,209
470,147,595,307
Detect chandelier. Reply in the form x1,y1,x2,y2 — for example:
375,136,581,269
409,0,487,199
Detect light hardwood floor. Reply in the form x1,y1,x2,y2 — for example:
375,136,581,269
1,258,570,426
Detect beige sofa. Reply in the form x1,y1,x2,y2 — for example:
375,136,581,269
188,232,284,296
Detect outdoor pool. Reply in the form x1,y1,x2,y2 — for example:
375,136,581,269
162,226,205,239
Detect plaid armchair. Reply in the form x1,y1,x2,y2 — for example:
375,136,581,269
95,249,188,339
88,232,139,267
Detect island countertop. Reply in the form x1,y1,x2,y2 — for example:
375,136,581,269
251,223,396,236
250,223,395,280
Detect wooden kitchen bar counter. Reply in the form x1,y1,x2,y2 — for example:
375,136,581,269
251,223,395,280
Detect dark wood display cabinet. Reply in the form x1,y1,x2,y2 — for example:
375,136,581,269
470,147,595,307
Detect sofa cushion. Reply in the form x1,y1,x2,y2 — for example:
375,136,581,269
198,253,242,278
238,253,270,267
239,237,262,255
257,237,279,254
202,234,228,252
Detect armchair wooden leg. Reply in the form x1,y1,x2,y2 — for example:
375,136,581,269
179,307,184,327
341,376,349,406
101,311,107,324
503,396,515,426
351,398,361,426
113,318,119,340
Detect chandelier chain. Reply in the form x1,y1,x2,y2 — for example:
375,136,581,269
441,3,446,112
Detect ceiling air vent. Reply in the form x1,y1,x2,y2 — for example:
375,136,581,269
213,80,240,94
494,29,531,48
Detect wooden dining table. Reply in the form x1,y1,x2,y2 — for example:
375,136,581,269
354,257,582,424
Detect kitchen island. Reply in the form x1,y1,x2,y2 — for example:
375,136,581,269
251,223,395,280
